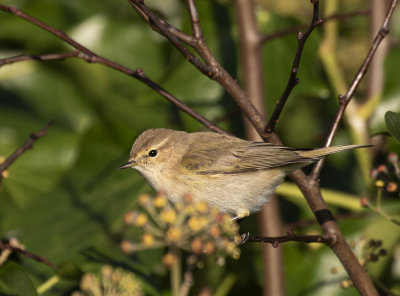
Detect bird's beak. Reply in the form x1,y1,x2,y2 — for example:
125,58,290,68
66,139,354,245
119,160,136,170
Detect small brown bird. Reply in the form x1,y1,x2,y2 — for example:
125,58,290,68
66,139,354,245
120,129,368,218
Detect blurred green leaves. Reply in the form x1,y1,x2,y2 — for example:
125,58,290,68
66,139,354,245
0,1,399,296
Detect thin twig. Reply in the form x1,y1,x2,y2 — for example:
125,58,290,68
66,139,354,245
133,68,230,135
0,122,52,183
0,5,96,56
76,53,223,134
0,52,78,66
186,0,202,39
311,0,399,178
0,242,57,270
127,0,212,76
265,0,322,135
261,9,370,43
362,197,400,226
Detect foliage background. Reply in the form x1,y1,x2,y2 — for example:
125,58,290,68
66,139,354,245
1,0,400,295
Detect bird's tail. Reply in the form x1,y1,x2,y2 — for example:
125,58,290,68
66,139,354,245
297,144,371,159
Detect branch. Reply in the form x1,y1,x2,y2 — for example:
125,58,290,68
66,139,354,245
244,230,336,247
310,0,399,178
132,68,230,135
0,242,57,270
0,122,52,184
0,5,96,56
286,173,380,296
0,5,227,136
265,0,322,135
234,0,285,295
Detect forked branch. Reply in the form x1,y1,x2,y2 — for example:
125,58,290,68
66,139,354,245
127,0,267,136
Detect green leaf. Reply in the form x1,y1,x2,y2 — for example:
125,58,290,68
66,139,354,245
0,262,37,296
385,111,400,143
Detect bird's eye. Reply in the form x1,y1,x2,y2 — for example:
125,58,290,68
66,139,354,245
148,149,158,157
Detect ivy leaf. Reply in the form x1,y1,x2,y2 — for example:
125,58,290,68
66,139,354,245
0,262,37,296
385,111,400,143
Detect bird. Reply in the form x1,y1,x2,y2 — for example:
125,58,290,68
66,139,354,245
120,128,369,218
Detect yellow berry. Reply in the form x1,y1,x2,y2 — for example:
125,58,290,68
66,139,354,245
386,182,398,192
233,234,242,245
203,242,216,255
153,195,167,208
188,217,207,232
142,233,155,247
138,194,151,206
166,227,181,242
340,280,353,289
232,249,240,259
191,238,203,254
184,204,194,215
1,170,9,179
161,210,177,223
330,267,339,274
210,225,221,238
124,211,148,227
135,213,148,227
120,240,136,253
195,202,209,213
162,252,177,268
100,265,113,278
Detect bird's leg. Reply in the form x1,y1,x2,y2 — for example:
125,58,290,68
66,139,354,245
239,232,250,244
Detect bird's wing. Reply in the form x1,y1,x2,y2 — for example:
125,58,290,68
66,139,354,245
235,142,317,173
181,138,316,175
